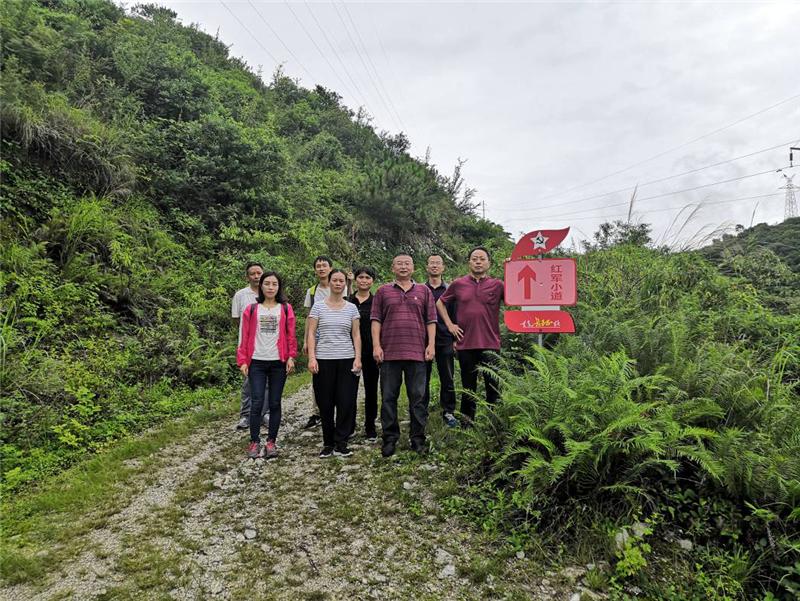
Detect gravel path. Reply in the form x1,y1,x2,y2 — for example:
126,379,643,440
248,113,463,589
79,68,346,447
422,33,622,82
2,386,577,600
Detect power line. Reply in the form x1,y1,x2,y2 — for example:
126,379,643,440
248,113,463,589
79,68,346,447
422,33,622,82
246,0,315,83
500,138,798,214
367,6,406,123
504,166,795,222
504,192,782,224
301,1,373,113
339,1,407,132
330,0,401,131
532,92,800,204
221,0,280,66
282,0,360,105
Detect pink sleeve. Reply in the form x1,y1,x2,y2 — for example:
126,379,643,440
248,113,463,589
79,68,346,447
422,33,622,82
425,286,437,323
236,304,252,366
370,287,384,322
287,304,298,358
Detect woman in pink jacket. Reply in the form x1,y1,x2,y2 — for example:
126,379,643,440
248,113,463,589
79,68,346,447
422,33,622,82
237,271,298,459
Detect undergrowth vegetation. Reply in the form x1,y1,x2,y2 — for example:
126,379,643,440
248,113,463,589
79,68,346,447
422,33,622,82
2,1,798,599
0,0,507,494
445,245,799,599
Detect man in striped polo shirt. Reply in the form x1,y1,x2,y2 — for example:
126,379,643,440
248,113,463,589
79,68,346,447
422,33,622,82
371,254,437,457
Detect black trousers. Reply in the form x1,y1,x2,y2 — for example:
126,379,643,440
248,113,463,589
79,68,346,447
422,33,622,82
424,345,456,415
313,358,358,448
457,349,500,420
380,360,428,445
361,351,380,437
248,360,286,443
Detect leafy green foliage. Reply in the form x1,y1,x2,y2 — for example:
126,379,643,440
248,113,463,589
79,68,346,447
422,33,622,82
453,245,799,599
0,0,508,495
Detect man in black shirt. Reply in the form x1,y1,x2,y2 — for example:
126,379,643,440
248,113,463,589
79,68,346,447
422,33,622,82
424,255,458,428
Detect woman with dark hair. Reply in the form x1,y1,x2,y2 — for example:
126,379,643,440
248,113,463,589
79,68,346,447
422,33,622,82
307,269,361,458
237,271,297,459
348,266,380,442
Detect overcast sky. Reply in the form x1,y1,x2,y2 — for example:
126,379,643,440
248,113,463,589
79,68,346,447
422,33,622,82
155,0,800,248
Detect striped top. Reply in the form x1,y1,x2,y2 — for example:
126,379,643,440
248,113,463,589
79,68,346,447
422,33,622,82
370,282,437,362
308,300,360,359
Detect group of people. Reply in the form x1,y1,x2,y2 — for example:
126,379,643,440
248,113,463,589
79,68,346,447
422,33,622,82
232,247,504,460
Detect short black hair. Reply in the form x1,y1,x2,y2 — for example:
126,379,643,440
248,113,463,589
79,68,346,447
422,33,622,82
245,261,264,275
467,246,491,262
313,255,332,268
353,265,377,279
256,271,287,304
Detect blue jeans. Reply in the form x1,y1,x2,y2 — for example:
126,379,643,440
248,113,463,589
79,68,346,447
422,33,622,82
240,375,268,420
248,359,287,443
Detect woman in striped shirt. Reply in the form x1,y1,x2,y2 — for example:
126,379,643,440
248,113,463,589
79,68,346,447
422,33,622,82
307,269,362,458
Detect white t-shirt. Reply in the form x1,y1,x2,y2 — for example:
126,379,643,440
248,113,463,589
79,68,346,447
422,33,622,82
304,284,331,308
232,286,258,343
308,301,359,360
252,305,281,361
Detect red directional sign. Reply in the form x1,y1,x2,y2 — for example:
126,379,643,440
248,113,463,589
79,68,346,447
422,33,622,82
504,310,576,334
504,258,577,306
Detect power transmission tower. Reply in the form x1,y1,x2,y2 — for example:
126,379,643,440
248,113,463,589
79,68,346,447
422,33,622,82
780,174,798,220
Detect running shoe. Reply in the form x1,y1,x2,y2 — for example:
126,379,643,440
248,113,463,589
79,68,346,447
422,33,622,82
303,414,321,429
246,442,261,459
443,413,459,428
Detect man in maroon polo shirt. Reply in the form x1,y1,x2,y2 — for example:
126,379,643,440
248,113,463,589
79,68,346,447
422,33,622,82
371,254,437,457
436,246,504,422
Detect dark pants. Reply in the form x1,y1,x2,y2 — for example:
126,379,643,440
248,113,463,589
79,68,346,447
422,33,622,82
240,375,268,419
313,358,358,448
361,352,380,437
249,359,287,443
425,345,456,415
380,360,427,446
457,349,500,420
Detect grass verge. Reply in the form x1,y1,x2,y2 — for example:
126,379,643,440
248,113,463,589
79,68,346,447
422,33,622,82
0,373,311,586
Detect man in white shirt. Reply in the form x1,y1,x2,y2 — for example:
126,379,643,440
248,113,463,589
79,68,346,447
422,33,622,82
232,262,269,430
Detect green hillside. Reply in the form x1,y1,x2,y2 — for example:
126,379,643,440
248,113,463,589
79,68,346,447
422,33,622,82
699,218,800,313
1,2,798,600
0,0,508,492
702,217,800,274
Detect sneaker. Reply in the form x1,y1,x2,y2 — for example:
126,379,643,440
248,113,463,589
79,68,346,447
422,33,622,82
443,413,459,428
264,440,278,459
319,446,334,459
381,441,396,458
262,414,270,427
247,442,261,459
236,417,249,430
334,446,353,457
364,435,378,444
303,414,321,429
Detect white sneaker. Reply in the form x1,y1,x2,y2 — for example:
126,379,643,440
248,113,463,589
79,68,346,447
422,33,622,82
235,417,249,430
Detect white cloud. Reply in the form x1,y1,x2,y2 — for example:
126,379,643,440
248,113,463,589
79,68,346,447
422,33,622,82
158,0,800,246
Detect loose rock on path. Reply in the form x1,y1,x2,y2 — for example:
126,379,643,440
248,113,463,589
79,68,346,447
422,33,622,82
2,385,566,600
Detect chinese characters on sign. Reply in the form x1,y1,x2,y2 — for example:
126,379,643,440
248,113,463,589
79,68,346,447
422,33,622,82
504,227,577,334
503,310,576,334
503,259,577,306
